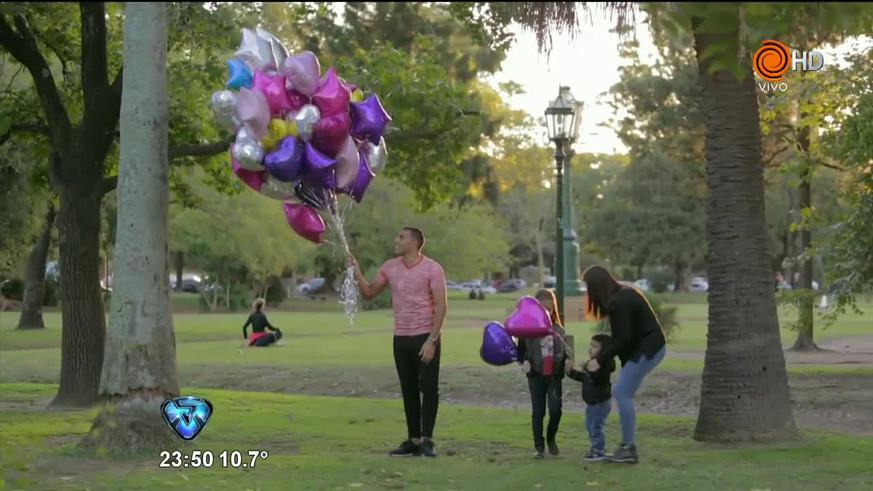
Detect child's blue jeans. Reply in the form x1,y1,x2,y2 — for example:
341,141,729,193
585,399,611,454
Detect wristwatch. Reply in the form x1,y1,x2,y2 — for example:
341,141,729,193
427,336,439,345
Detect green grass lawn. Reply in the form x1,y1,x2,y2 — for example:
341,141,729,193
2,383,872,491
2,295,873,489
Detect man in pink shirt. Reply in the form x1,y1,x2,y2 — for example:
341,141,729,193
347,227,448,458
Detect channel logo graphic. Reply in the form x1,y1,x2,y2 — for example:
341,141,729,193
753,39,825,93
161,396,214,441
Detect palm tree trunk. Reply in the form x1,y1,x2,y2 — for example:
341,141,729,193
17,203,56,329
792,110,816,351
691,9,796,442
82,2,178,454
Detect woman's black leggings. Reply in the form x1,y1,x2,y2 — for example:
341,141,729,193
252,329,282,347
393,333,441,440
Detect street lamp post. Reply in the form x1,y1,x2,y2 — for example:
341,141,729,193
545,86,583,321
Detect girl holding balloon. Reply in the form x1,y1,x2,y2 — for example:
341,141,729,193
517,289,568,459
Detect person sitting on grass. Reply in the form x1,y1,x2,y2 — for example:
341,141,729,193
566,334,616,462
242,298,282,347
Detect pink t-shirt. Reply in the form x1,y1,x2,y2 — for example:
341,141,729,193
375,256,446,336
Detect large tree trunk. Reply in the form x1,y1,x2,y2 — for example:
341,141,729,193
17,203,56,329
82,2,178,455
691,10,796,442
53,179,107,407
673,260,690,292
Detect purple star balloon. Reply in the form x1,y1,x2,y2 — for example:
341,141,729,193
350,94,391,144
343,149,375,203
302,142,337,190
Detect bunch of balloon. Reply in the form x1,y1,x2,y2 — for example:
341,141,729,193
210,28,392,322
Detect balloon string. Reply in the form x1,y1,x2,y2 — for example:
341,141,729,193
325,194,359,325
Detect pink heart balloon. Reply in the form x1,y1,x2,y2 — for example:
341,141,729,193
231,155,265,192
283,202,325,243
253,70,293,118
504,296,553,339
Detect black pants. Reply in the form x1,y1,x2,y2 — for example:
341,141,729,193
528,374,563,448
393,333,441,440
252,329,281,347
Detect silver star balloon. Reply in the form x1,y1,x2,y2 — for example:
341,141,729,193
210,90,240,132
363,137,388,174
294,104,321,142
256,27,289,71
235,28,273,70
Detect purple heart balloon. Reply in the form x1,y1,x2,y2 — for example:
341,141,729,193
312,68,350,117
505,296,554,339
283,202,325,244
350,94,392,144
312,111,351,157
281,51,321,97
264,136,304,182
302,143,337,190
342,150,375,203
480,322,519,366
231,155,265,192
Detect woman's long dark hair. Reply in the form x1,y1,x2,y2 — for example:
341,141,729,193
535,288,563,328
582,266,623,319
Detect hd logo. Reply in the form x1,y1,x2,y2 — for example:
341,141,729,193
160,396,214,441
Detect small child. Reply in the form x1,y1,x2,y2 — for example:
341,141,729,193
565,334,616,462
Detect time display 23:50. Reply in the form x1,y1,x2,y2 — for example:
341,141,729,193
159,450,269,469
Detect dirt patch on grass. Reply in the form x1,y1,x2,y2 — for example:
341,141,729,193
180,364,873,438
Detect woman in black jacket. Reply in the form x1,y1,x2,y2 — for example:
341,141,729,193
582,266,666,464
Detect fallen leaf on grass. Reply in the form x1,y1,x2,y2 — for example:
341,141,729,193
587,482,600,487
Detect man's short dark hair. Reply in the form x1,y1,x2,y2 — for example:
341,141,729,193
402,227,425,251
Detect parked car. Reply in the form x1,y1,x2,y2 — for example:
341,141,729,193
446,281,464,291
168,273,203,293
459,281,483,291
633,279,651,292
296,277,326,295
498,278,527,293
689,277,709,293
543,275,556,289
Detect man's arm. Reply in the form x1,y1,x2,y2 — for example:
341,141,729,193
348,255,388,300
420,266,447,364
428,272,448,342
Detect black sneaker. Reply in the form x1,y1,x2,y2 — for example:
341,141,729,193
605,443,638,464
534,446,545,459
547,439,559,456
389,440,421,457
420,439,437,458
583,450,606,462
